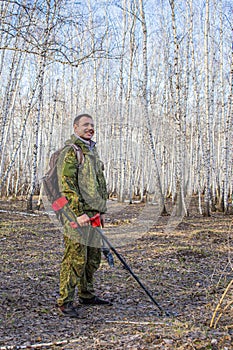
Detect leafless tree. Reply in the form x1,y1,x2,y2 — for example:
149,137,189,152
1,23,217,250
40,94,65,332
0,0,232,215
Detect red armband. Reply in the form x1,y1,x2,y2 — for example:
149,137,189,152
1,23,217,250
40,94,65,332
52,196,68,211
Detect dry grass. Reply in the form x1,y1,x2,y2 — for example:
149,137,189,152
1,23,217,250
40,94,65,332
0,198,232,349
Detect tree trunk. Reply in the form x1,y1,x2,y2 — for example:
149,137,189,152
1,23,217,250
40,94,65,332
203,0,211,216
139,0,166,214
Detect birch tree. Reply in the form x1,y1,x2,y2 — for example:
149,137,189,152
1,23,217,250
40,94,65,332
168,0,189,217
138,0,166,213
188,0,203,214
27,0,53,211
203,0,212,216
0,0,232,209
223,49,233,213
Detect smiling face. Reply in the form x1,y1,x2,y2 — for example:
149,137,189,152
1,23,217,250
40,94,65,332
74,116,94,141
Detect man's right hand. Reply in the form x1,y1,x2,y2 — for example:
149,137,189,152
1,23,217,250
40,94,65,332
77,214,90,227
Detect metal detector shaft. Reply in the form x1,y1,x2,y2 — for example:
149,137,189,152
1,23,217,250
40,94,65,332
54,204,166,315
95,226,166,315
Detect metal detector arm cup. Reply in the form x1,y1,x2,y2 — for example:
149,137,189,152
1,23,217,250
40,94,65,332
51,196,68,211
52,196,78,228
90,213,101,227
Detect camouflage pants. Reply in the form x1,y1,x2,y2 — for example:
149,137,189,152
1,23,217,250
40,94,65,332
57,223,101,306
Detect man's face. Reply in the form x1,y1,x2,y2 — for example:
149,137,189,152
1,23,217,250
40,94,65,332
74,116,94,141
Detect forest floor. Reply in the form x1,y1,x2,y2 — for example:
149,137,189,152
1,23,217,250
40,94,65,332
0,197,233,350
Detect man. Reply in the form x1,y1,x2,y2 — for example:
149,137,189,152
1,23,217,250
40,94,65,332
57,113,112,318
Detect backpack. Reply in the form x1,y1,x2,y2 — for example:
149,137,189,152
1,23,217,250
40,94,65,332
42,144,84,206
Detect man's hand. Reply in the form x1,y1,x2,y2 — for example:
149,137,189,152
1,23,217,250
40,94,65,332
77,213,90,227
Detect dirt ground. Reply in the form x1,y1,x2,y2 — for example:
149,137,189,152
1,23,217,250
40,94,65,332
0,198,232,350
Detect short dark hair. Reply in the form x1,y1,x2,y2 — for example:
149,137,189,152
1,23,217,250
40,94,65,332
73,114,93,125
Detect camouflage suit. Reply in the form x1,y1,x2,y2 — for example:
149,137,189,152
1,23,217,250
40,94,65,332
56,134,108,306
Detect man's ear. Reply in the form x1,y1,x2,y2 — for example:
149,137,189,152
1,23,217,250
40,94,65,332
74,123,78,133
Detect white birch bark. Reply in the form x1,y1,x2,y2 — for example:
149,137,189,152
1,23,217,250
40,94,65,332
223,51,233,213
0,71,41,192
189,0,203,214
27,55,46,211
169,0,188,217
139,0,166,213
118,0,127,202
216,1,225,211
127,8,136,203
27,0,56,210
0,47,21,157
203,0,211,216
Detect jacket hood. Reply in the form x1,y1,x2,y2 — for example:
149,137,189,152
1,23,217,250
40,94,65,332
64,134,77,145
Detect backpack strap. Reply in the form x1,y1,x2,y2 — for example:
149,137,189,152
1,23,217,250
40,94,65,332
68,144,84,167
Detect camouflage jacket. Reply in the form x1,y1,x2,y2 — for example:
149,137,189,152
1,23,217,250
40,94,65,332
57,134,107,217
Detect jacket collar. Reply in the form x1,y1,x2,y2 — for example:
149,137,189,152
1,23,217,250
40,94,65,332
74,134,96,150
